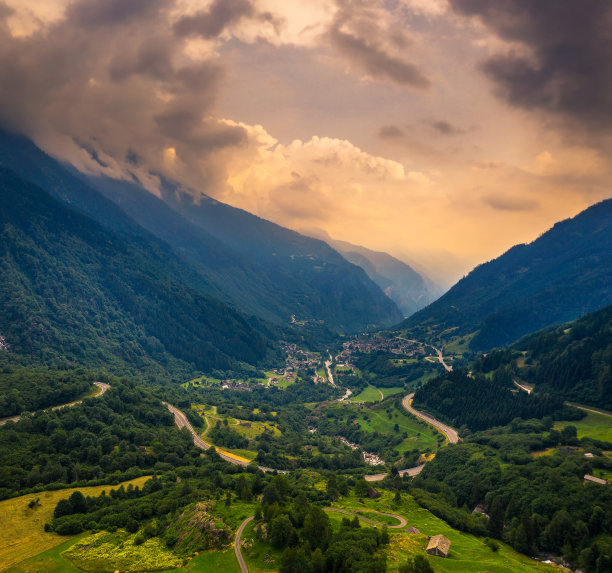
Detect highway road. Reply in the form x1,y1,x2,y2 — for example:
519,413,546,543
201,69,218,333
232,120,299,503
402,392,459,444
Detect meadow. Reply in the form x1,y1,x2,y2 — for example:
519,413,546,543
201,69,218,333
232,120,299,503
0,476,152,571
555,408,612,443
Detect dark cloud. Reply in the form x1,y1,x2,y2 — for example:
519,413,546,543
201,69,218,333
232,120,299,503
0,2,13,19
378,125,405,139
449,0,612,128
328,1,430,89
173,0,282,40
483,195,539,212
174,0,254,38
0,0,251,194
66,0,169,27
430,120,464,136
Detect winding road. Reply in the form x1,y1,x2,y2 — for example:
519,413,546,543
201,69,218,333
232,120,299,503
164,402,285,474
0,381,110,426
402,393,459,444
234,507,409,572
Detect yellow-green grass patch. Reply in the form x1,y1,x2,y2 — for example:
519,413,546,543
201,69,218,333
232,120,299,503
0,476,152,571
62,529,182,572
351,386,384,403
554,409,612,443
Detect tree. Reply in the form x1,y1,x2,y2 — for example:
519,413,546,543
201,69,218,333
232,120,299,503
270,515,296,549
399,555,434,573
302,507,331,551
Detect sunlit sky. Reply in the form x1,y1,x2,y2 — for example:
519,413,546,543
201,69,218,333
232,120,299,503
2,0,611,283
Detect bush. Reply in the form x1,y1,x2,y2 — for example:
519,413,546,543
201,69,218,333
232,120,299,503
134,534,145,546
55,517,83,535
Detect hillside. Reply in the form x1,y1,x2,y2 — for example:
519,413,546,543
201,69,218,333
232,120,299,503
306,232,441,317
486,305,612,409
403,199,612,349
0,167,272,378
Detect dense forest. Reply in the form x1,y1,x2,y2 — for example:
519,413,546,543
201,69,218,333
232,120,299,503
0,379,198,499
0,361,95,417
0,168,274,380
412,369,580,432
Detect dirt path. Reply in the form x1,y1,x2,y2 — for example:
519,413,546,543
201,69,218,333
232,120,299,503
234,515,255,573
234,508,408,572
324,507,407,528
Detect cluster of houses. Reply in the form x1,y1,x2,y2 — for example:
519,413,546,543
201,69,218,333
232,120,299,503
336,335,426,365
336,436,385,466
277,342,321,379
0,334,8,351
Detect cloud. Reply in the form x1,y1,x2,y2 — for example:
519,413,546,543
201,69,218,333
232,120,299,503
429,119,465,135
449,0,612,129
379,125,405,139
174,0,254,38
327,0,430,88
483,194,539,212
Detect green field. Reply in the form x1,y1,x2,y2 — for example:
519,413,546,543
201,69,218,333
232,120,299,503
0,477,153,571
354,404,441,453
334,491,556,573
351,385,384,403
555,409,612,443
240,519,283,573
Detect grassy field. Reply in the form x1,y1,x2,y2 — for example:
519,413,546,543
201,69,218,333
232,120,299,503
4,535,241,573
354,404,441,454
334,491,556,573
555,409,612,443
351,386,384,403
381,387,405,399
0,476,152,571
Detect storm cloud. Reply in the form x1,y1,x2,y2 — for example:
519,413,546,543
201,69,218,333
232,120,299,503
328,0,430,89
449,0,612,129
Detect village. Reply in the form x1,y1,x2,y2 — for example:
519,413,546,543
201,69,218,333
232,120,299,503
335,334,427,367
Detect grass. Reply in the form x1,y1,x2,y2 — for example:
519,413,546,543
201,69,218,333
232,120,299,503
62,529,182,572
333,491,556,573
381,387,405,399
355,404,441,453
351,386,384,403
555,409,612,443
4,534,241,573
0,476,152,571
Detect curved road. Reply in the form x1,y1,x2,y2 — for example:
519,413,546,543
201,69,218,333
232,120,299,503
164,402,285,474
402,392,459,444
234,508,408,572
0,381,110,426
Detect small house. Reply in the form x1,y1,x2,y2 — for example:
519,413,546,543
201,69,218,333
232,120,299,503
405,527,420,534
367,487,381,499
426,534,451,557
584,474,607,485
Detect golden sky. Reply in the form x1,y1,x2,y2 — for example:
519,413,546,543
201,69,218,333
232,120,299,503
2,0,611,283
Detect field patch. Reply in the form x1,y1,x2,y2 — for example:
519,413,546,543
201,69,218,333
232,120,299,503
62,530,182,572
555,409,612,443
0,476,152,571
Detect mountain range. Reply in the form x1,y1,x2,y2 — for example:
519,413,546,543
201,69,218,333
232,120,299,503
0,130,402,337
403,199,612,350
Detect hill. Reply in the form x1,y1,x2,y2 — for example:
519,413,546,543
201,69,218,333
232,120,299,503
0,167,272,378
403,199,612,349
0,129,402,334
304,231,441,317
478,305,612,410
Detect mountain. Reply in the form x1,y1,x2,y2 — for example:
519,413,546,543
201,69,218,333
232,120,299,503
511,304,612,409
303,231,441,317
403,199,612,350
0,130,402,333
0,167,273,379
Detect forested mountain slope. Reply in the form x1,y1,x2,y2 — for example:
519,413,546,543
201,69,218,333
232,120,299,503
0,168,272,379
314,234,441,317
404,199,612,349
0,129,403,334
